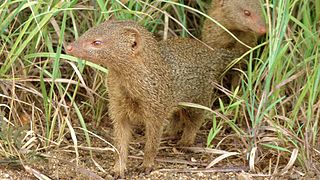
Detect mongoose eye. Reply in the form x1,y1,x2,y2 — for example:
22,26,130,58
92,40,102,46
244,10,251,16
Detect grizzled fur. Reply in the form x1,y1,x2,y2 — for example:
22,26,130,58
67,20,236,177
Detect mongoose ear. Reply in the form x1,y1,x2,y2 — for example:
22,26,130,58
123,27,143,54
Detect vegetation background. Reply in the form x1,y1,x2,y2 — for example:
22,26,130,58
0,0,319,178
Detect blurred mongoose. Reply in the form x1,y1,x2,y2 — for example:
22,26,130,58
202,0,267,56
66,20,236,177
165,0,268,138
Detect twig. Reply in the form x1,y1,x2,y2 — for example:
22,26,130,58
128,155,207,166
157,166,248,173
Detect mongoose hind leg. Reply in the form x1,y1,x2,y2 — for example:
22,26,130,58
164,111,184,138
177,108,205,147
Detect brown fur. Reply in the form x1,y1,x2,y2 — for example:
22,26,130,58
166,0,267,140
67,20,237,177
200,0,267,90
202,0,267,56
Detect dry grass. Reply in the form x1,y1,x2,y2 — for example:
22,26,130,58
0,0,319,178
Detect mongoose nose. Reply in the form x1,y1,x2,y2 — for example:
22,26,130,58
258,26,267,35
66,45,73,53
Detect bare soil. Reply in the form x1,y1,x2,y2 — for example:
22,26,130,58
0,121,319,180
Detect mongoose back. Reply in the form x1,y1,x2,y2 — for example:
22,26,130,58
202,0,267,55
67,20,236,177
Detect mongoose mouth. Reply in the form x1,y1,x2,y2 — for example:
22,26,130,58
247,26,266,36
66,44,74,54
253,18,267,35
257,25,267,35
66,43,88,60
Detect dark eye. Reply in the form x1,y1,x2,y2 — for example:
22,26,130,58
92,40,102,46
244,10,251,16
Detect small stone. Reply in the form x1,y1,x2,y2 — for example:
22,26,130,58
197,172,204,177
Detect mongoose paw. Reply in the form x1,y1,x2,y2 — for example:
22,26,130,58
136,164,154,175
111,172,124,180
162,133,180,143
176,141,194,153
177,139,193,147
111,171,125,180
112,165,126,179
176,147,194,153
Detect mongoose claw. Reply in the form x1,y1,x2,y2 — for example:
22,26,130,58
111,169,126,180
177,140,193,148
111,172,123,180
176,141,195,153
113,175,124,180
176,146,194,153
136,164,154,175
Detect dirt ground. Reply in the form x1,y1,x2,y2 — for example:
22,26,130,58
0,122,319,180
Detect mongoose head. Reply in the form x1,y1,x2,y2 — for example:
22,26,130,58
66,20,152,69
213,0,267,35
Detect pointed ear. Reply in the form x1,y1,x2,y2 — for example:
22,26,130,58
123,27,143,55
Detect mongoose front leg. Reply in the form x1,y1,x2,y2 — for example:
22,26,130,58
111,109,132,178
139,116,165,174
113,119,132,178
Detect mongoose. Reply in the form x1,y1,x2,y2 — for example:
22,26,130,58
165,0,267,139
202,0,267,56
66,20,236,177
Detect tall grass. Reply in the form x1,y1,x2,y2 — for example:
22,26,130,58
0,0,319,176
250,0,320,172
